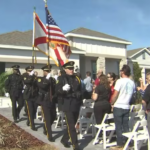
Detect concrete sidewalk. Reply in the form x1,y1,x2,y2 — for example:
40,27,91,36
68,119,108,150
0,108,107,150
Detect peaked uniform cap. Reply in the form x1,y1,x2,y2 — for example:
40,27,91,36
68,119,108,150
25,65,34,71
62,61,75,68
41,65,52,71
11,65,20,70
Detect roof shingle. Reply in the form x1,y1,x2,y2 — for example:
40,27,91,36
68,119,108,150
66,27,130,42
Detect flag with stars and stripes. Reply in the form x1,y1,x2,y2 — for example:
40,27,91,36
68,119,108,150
33,11,70,66
45,6,71,64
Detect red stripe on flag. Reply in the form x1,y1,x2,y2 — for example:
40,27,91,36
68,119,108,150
34,37,47,46
54,47,64,66
47,32,66,38
46,26,62,32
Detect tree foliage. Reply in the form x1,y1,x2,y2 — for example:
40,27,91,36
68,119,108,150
0,72,11,96
133,62,142,83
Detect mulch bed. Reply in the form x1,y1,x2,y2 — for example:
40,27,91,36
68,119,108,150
0,115,58,150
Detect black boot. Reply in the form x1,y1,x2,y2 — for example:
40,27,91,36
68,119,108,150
61,140,70,148
48,137,55,142
31,127,37,131
14,119,18,123
26,120,30,126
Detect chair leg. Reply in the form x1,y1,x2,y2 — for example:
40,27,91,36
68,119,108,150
123,137,132,150
134,139,138,150
103,129,106,149
93,127,102,145
107,130,115,143
148,137,150,150
55,115,60,128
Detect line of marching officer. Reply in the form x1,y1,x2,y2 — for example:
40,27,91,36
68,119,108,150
5,61,82,150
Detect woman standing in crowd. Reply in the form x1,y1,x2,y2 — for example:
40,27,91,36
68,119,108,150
92,75,111,124
107,72,116,103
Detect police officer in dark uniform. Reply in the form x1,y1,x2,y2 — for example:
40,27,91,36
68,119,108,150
5,65,24,123
37,65,56,142
56,61,82,150
23,66,38,131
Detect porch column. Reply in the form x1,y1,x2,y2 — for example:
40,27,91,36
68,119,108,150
141,67,145,84
96,56,106,74
119,58,127,70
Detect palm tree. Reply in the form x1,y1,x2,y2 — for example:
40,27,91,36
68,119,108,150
0,72,11,96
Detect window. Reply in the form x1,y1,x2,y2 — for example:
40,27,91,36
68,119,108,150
91,61,96,79
142,52,145,59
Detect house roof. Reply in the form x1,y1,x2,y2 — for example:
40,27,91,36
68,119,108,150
127,47,150,58
0,27,130,47
66,27,130,42
0,30,33,47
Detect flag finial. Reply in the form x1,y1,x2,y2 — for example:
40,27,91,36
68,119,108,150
43,0,47,4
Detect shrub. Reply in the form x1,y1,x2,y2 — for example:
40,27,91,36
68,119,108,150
0,72,11,96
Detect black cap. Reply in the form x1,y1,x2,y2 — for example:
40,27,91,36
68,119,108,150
41,65,52,71
62,61,75,69
11,65,20,70
25,65,34,71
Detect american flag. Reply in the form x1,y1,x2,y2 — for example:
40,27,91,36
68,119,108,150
45,6,71,58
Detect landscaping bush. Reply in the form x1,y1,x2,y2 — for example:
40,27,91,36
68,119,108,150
0,72,11,96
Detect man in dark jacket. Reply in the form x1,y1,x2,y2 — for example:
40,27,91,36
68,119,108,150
23,66,38,131
56,61,82,150
5,65,24,123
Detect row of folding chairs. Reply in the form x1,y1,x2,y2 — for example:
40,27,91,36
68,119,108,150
93,104,149,150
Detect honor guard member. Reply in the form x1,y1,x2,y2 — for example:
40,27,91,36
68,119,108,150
37,65,56,142
23,66,38,131
5,65,24,123
56,61,82,150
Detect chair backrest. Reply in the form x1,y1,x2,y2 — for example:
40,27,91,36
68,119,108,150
132,120,147,132
79,106,93,118
101,113,114,124
130,104,142,112
130,110,145,119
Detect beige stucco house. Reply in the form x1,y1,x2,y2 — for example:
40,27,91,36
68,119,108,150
0,27,131,78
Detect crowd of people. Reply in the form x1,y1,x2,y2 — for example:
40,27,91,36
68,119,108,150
4,62,150,150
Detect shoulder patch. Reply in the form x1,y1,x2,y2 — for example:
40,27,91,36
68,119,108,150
38,78,41,82
56,80,59,84
24,77,26,80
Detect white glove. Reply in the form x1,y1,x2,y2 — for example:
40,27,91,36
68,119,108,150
22,90,24,93
46,73,51,80
30,70,34,76
5,93,9,97
62,84,70,91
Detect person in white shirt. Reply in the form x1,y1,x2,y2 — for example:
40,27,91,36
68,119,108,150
83,71,93,99
110,65,135,150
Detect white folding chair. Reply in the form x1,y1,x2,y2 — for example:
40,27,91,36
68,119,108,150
129,110,146,130
130,104,142,112
123,120,150,150
93,113,116,149
36,106,43,122
78,106,94,139
55,110,65,130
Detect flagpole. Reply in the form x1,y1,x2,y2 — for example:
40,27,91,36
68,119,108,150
32,7,36,67
44,0,50,69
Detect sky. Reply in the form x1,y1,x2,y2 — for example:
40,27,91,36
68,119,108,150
0,0,150,50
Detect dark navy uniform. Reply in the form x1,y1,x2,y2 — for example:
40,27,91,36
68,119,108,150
5,65,24,123
23,66,38,131
37,65,56,142
56,61,82,150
